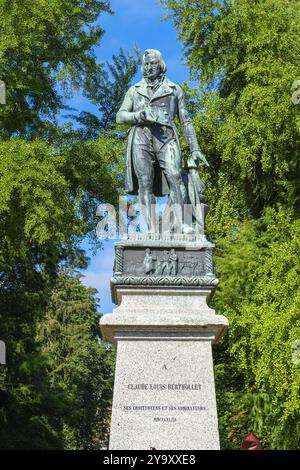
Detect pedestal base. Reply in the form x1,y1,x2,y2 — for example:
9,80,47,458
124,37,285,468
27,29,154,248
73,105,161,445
100,288,228,450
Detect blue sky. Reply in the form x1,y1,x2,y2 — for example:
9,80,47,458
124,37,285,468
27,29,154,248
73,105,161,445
99,0,189,81
76,0,190,314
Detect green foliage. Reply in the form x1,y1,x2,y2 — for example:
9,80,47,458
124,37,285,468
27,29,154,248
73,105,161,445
0,0,136,449
0,0,112,137
162,0,300,448
0,271,115,449
163,0,300,223
36,271,115,449
0,135,119,448
0,139,74,253
214,208,300,449
72,47,142,136
0,134,123,265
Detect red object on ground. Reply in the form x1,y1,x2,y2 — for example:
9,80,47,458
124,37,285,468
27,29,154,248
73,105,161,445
241,433,262,450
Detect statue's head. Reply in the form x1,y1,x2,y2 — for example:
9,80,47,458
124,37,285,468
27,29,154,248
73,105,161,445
142,49,167,80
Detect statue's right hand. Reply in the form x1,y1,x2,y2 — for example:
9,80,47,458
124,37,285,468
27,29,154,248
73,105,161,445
139,108,159,124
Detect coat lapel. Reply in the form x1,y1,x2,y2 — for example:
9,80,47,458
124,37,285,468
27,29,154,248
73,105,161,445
135,78,176,101
135,79,150,99
150,78,176,102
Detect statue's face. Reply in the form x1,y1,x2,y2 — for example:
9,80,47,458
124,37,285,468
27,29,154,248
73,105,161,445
142,53,161,80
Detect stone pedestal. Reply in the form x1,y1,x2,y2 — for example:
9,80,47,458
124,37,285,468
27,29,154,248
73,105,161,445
100,237,229,450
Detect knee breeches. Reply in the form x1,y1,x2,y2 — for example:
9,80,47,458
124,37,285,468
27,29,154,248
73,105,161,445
132,125,182,192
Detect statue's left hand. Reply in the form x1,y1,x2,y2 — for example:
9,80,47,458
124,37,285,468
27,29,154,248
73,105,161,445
187,150,209,168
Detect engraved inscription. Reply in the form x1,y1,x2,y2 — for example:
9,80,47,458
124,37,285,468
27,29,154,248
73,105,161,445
127,383,202,390
123,382,206,423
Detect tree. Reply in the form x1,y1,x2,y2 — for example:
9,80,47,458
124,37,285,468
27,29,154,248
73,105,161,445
214,208,300,449
36,270,115,450
163,0,300,230
71,47,142,137
0,0,112,137
0,0,138,449
162,0,300,448
0,137,117,448
0,269,115,449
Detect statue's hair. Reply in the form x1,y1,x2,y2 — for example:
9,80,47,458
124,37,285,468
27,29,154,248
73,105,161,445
142,49,167,74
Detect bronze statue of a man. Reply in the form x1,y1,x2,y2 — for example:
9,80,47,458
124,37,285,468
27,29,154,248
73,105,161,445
116,49,208,233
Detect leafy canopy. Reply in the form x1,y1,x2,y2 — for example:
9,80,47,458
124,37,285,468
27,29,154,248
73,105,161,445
162,0,300,449
0,0,112,137
0,0,141,449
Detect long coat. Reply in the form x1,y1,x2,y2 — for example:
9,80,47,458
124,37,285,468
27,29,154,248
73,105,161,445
116,77,200,197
